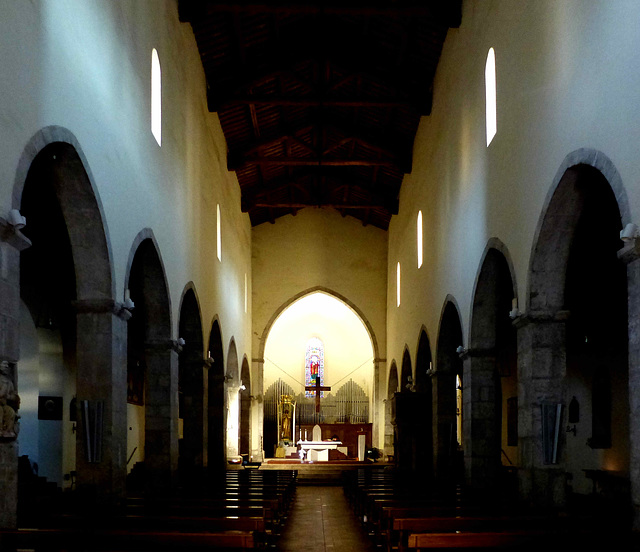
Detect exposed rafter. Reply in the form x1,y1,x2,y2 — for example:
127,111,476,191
180,0,458,229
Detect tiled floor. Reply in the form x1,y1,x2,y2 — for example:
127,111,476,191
277,486,377,551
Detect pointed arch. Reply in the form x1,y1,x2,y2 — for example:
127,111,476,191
177,284,205,480
258,286,380,362
434,297,464,489
400,346,412,393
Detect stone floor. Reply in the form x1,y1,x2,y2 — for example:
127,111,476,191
276,486,377,551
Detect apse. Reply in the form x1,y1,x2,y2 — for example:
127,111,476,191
264,292,374,400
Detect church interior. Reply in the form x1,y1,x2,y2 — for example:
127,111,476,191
1,0,640,549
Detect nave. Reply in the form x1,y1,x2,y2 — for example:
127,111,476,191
2,464,638,551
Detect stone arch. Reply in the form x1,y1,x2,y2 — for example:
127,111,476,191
225,338,240,457
388,361,399,399
400,347,413,393
384,361,399,458
522,150,630,509
207,317,226,472
414,327,434,481
126,232,175,494
12,126,114,299
226,338,239,382
258,286,380,362
415,327,433,394
177,284,205,483
239,355,251,458
7,132,123,527
435,297,464,489
466,241,518,493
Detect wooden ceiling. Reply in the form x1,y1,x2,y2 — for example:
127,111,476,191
179,1,461,230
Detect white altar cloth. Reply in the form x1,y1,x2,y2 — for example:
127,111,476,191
297,440,343,461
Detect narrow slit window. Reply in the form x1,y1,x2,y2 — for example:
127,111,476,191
151,48,162,146
216,204,222,261
417,211,423,269
485,47,496,146
396,262,401,307
244,273,248,313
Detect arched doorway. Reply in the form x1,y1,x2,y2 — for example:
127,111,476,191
207,319,225,474
239,357,251,460
525,155,630,510
467,242,518,495
177,286,205,487
126,234,175,495
12,135,122,528
435,299,464,491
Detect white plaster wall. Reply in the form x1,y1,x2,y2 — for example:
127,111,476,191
387,0,640,486
0,0,253,470
0,0,251,357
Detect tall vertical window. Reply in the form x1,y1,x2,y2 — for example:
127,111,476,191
151,48,162,146
396,262,401,307
244,273,248,313
417,211,423,269
305,337,325,398
485,47,497,146
216,204,221,261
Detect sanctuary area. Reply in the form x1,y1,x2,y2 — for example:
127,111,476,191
0,0,640,549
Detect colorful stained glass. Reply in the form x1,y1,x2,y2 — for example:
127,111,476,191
305,337,324,398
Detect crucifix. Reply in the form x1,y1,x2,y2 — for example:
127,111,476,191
305,376,331,413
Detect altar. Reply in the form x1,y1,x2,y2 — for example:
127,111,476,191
297,424,348,461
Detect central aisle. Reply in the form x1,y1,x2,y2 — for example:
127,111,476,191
277,486,377,551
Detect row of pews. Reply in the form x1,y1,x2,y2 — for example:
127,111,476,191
343,468,632,550
0,468,297,551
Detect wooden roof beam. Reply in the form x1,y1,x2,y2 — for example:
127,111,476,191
180,1,462,24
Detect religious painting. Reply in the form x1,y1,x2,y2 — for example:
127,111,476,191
305,337,325,398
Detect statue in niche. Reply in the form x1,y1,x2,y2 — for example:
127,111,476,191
0,361,20,439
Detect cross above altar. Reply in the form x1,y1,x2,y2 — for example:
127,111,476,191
305,377,331,413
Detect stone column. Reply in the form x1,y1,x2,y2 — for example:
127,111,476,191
74,299,129,509
0,220,31,528
143,339,179,495
462,348,500,492
372,357,384,450
251,357,264,462
181,359,207,472
515,311,568,509
619,241,640,530
431,367,456,490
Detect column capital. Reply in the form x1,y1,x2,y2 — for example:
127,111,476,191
145,338,182,353
73,298,133,321
0,218,31,251
618,241,640,265
513,309,570,328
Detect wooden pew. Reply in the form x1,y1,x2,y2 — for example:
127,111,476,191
0,527,256,551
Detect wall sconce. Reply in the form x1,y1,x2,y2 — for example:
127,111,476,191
621,223,639,242
456,346,466,355
7,209,26,230
177,337,186,347
239,384,246,391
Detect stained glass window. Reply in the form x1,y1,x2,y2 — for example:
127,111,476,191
305,337,324,398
